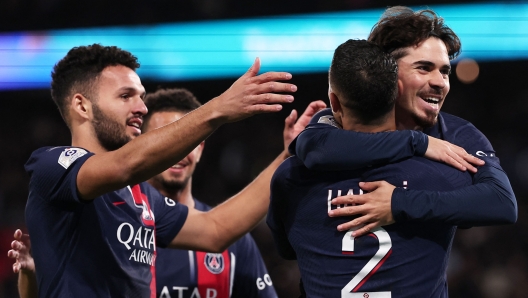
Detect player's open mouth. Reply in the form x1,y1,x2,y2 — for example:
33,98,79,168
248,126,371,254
421,96,440,109
170,162,188,170
127,118,143,134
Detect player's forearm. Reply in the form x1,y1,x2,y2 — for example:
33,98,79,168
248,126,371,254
295,126,427,170
392,165,517,225
18,270,38,298
204,151,289,251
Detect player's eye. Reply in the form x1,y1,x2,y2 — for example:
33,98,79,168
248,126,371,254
441,69,451,76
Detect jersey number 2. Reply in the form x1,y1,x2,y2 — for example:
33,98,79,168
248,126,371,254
341,227,392,298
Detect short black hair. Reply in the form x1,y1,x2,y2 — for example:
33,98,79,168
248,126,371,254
143,88,202,129
368,6,461,60
329,39,398,124
51,44,140,126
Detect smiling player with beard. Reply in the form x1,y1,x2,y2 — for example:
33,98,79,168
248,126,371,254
19,43,308,298
293,7,517,237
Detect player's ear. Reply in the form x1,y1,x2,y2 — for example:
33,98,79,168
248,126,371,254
397,79,404,99
71,93,92,121
328,92,344,126
328,92,342,114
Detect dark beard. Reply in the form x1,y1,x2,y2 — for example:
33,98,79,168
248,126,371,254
413,110,438,128
152,174,190,194
92,103,131,151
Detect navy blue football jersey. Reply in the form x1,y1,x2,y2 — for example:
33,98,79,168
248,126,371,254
25,146,189,298
156,200,277,298
293,109,516,226
268,155,473,297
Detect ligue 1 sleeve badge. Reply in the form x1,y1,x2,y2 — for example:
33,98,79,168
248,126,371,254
58,147,88,169
204,253,225,274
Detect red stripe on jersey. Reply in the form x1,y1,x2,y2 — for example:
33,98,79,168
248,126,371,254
130,185,158,297
150,250,158,298
130,184,155,227
196,251,231,298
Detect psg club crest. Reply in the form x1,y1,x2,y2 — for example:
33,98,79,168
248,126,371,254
204,253,225,274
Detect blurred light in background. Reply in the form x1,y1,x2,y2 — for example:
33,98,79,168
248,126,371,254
456,59,480,84
0,2,527,90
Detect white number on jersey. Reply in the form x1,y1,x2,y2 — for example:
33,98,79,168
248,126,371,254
341,227,392,298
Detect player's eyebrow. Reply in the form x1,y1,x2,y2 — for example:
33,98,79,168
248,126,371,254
116,86,146,97
413,60,451,71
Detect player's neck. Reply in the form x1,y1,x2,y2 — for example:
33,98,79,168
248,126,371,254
163,179,195,209
395,107,424,131
341,111,396,133
71,130,108,154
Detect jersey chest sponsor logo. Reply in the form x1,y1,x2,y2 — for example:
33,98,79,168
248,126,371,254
117,222,157,265
57,147,87,169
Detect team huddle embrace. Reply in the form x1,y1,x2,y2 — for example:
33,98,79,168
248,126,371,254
8,6,517,298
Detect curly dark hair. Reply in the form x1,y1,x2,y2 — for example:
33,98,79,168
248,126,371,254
50,44,140,126
330,39,398,125
368,6,461,61
143,88,202,129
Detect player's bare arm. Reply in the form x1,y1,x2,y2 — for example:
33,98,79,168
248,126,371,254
170,101,326,252
7,229,37,298
78,58,297,200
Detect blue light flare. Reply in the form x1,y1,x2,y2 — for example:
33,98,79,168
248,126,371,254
0,3,527,90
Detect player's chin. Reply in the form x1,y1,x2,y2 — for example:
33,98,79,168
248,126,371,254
420,114,439,127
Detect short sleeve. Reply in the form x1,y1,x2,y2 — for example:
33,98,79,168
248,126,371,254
143,184,189,248
25,146,94,205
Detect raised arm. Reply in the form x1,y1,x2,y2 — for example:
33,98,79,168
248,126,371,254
78,58,297,200
170,101,326,252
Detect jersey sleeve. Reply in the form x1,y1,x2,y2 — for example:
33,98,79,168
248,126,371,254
392,165,517,225
230,235,278,298
24,147,94,205
291,109,429,170
393,123,517,225
267,161,297,260
143,184,189,248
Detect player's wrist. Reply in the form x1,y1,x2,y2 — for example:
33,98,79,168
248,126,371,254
196,98,229,127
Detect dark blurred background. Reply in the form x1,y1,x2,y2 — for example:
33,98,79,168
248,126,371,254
1,0,527,297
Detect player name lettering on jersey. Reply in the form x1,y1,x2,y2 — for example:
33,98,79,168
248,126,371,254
327,188,363,212
159,286,217,298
